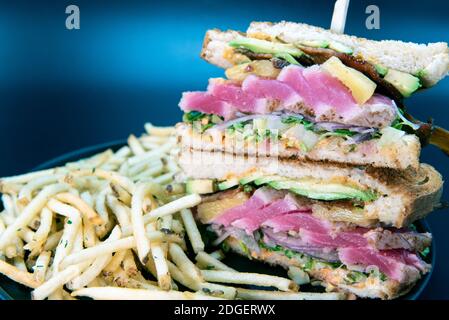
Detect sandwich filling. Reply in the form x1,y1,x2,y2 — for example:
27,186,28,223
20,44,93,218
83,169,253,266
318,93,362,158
179,61,421,167
197,187,431,294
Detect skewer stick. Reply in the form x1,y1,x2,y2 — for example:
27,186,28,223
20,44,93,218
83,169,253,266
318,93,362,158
330,0,350,34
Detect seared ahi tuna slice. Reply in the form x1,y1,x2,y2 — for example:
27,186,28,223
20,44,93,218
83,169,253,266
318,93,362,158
207,78,270,114
211,187,285,226
338,247,430,282
241,74,303,107
179,92,236,120
204,189,431,283
179,65,396,128
231,194,307,234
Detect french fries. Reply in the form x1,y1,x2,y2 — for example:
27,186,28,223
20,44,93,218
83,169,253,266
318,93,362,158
180,208,204,254
0,260,41,288
0,183,68,249
236,288,346,300
145,123,176,137
25,207,53,256
198,282,237,300
71,287,221,300
130,183,152,263
146,224,171,290
61,235,134,268
103,250,127,275
32,265,81,300
67,227,121,290
142,194,202,223
46,199,82,272
0,123,347,300
32,251,51,283
201,270,299,292
195,251,235,272
55,192,103,226
169,243,203,284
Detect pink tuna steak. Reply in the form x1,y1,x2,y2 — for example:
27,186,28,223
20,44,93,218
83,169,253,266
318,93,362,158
179,92,235,120
338,247,428,282
179,65,396,128
207,79,270,114
211,187,285,226
263,211,368,248
241,75,302,107
231,194,304,234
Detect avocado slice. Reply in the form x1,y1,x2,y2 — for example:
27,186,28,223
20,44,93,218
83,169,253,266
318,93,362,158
217,178,239,191
253,176,286,186
239,173,264,185
384,69,421,98
186,179,215,194
274,53,300,65
267,180,376,202
299,40,330,48
328,41,353,55
229,37,304,57
375,64,389,77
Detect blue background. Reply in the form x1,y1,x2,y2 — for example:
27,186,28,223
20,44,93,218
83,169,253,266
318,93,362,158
0,0,448,299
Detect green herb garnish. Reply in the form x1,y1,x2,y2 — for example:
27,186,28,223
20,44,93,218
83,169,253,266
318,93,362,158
183,111,207,122
420,247,430,258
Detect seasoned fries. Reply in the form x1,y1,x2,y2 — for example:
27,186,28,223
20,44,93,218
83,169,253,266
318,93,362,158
0,184,68,249
60,235,135,268
71,287,221,300
147,224,171,290
169,243,203,283
201,270,298,292
236,288,346,300
195,251,235,272
32,265,81,300
180,208,204,254
0,260,41,288
55,193,103,226
0,123,348,300
130,183,152,263
142,194,201,223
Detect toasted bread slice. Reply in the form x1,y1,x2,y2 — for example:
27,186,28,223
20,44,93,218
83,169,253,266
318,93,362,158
225,236,422,300
201,22,449,86
177,122,421,170
177,149,443,228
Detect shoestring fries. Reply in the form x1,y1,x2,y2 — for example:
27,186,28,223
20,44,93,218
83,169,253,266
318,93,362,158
0,123,346,300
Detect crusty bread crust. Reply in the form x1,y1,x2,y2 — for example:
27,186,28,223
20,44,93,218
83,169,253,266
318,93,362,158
225,236,421,300
201,22,449,86
177,149,443,228
177,122,421,170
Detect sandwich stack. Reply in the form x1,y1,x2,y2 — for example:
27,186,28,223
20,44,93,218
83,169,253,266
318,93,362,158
175,21,448,299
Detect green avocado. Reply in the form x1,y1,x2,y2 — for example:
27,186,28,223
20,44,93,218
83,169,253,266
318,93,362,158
239,174,263,185
217,179,239,191
328,41,353,55
298,39,330,48
267,180,376,202
229,37,304,57
384,69,421,98
375,64,389,77
253,176,285,186
274,53,300,65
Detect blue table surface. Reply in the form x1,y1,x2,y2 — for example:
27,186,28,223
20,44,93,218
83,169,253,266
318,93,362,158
0,0,448,299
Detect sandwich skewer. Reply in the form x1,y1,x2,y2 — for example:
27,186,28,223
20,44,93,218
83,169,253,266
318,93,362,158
330,0,350,34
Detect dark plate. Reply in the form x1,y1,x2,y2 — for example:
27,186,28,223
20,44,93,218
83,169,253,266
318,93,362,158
0,141,436,300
